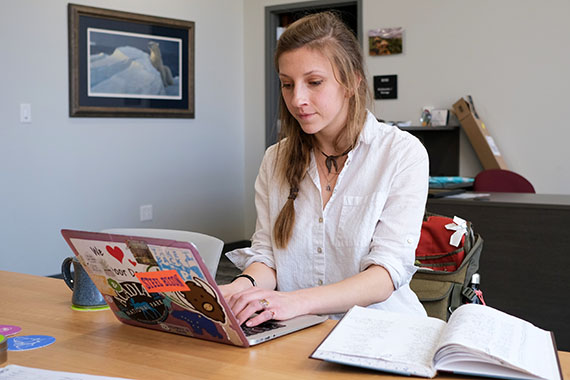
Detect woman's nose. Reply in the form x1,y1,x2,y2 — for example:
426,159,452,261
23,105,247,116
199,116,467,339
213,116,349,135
291,85,308,107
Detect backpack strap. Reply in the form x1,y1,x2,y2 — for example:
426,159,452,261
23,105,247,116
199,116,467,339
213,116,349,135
448,283,466,316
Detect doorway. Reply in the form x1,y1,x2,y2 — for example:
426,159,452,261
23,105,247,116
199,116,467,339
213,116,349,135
264,0,362,147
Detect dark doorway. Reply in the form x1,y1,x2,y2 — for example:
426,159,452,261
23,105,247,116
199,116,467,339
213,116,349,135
264,1,362,147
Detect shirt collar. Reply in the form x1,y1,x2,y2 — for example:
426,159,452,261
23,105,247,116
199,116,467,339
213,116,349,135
357,110,380,147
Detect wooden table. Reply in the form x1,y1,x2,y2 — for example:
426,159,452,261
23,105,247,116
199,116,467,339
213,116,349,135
427,192,570,351
1,271,569,379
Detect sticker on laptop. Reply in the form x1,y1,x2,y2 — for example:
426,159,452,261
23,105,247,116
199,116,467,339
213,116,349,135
70,238,141,281
135,270,190,293
127,240,159,266
150,246,205,280
111,281,169,324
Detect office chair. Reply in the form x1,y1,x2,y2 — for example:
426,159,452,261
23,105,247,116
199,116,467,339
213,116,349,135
101,228,224,277
473,169,535,193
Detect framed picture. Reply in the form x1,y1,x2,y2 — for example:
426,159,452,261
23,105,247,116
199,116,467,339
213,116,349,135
368,27,403,56
68,4,195,118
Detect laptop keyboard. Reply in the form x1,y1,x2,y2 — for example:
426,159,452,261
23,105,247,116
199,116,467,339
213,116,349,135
241,320,286,337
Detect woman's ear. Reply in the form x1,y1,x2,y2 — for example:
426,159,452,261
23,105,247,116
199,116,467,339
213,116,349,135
355,74,362,89
346,75,362,98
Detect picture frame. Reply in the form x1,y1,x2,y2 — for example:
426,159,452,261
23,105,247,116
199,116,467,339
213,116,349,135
368,27,403,56
68,4,195,118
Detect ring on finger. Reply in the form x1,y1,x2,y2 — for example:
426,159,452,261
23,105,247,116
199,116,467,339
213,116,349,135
259,298,270,308
267,309,276,319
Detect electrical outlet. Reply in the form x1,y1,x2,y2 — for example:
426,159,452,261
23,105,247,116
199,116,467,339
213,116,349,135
140,204,153,221
20,103,32,123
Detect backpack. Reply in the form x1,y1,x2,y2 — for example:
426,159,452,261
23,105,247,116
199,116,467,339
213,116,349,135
409,212,484,321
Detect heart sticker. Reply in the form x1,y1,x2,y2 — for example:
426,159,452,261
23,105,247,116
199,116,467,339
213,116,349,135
128,259,137,267
106,246,124,263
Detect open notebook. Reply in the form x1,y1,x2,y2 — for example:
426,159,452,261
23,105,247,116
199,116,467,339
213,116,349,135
61,229,327,347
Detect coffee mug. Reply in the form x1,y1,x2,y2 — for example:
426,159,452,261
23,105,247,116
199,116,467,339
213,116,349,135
61,256,107,308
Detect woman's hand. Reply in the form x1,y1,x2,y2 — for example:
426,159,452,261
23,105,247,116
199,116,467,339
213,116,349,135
218,274,256,302
225,287,307,327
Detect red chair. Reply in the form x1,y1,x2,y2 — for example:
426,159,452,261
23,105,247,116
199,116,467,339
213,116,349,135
473,169,535,193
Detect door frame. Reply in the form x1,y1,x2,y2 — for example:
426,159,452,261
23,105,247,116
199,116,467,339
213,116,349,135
264,0,362,147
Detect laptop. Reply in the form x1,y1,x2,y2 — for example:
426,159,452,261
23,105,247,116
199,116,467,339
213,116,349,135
60,229,327,347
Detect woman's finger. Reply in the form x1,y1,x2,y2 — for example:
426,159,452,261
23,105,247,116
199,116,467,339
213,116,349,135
234,298,265,325
245,308,276,327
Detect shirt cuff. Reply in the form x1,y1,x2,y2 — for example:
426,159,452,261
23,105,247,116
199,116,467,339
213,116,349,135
225,246,276,271
360,254,417,290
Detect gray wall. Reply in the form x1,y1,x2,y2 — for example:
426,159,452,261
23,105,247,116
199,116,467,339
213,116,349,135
243,0,570,233
0,0,246,275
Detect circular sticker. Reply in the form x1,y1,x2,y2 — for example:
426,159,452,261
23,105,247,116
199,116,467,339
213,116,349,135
0,325,22,337
7,335,56,351
107,278,123,292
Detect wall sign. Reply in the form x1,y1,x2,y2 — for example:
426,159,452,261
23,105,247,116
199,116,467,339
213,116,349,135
374,75,398,100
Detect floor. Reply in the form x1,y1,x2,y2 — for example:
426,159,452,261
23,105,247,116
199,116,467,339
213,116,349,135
215,255,241,285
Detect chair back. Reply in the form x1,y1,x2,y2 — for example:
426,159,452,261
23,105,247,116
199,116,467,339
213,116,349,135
473,169,535,193
101,228,224,277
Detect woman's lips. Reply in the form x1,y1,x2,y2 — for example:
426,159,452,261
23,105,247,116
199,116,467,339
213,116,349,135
298,112,315,120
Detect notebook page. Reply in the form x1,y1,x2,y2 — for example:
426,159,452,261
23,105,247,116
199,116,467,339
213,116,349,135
0,365,133,380
312,306,446,377
435,304,561,380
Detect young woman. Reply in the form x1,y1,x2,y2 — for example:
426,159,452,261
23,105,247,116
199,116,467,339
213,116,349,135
222,12,429,327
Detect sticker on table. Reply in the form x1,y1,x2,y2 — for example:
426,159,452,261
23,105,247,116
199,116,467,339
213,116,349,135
7,335,56,351
0,325,22,336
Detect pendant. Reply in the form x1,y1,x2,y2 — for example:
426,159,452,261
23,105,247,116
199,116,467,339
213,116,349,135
326,184,332,191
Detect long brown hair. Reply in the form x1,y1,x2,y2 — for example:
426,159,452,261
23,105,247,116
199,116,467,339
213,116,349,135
272,12,371,248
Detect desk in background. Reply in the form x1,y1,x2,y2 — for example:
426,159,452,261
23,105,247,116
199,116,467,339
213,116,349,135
428,192,570,351
2,271,569,379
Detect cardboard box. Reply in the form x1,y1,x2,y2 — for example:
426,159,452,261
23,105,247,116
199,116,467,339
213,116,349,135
453,97,508,170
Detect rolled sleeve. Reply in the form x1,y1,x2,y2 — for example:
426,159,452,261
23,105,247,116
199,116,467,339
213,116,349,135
225,246,275,271
361,136,429,290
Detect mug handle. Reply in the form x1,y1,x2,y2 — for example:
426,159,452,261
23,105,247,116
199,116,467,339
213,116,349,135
61,256,75,290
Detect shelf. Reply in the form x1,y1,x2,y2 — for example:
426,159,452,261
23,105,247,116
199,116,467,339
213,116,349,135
399,125,459,131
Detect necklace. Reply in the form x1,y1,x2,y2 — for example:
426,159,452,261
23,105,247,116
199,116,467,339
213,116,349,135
316,148,349,192
320,148,351,174
319,163,340,192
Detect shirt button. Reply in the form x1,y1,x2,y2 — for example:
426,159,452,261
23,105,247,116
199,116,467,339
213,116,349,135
318,217,323,223
317,247,322,253
407,238,413,244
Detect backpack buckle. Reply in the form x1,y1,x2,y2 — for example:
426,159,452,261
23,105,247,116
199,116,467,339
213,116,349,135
462,286,476,302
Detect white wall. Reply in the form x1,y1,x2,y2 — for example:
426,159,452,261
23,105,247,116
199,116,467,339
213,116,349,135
0,0,246,275
243,0,570,233
364,0,570,189
2,0,569,275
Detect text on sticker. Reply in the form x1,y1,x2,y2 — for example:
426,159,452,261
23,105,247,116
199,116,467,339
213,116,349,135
135,270,190,293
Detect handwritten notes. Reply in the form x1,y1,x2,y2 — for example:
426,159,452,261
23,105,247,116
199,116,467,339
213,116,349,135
312,306,445,377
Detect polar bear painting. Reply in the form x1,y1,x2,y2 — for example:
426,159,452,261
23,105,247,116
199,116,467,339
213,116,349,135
88,29,180,98
148,41,174,87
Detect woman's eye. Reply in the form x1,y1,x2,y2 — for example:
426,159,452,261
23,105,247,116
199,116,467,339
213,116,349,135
309,80,323,86
281,83,292,89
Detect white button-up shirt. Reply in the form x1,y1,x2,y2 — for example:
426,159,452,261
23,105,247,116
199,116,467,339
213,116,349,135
227,111,429,316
